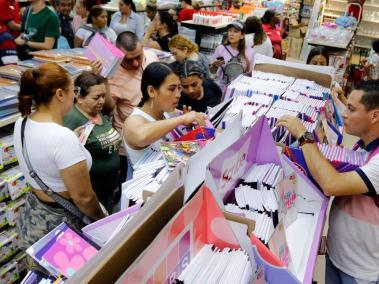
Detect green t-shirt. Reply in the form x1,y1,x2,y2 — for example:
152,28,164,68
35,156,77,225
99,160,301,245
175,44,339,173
63,105,122,197
21,6,60,48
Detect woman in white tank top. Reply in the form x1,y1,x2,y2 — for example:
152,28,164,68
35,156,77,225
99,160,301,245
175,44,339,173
123,62,208,167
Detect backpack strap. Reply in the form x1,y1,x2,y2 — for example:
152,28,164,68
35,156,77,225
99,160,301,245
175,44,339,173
223,45,240,58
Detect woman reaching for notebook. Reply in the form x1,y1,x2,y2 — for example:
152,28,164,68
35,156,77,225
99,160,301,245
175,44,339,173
122,62,207,167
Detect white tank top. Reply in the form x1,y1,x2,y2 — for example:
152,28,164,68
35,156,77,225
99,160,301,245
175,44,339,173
124,108,164,167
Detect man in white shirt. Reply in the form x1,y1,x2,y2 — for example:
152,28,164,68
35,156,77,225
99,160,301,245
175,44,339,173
277,80,379,284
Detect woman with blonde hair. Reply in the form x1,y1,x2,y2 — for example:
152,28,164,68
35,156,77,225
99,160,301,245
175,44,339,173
168,34,210,78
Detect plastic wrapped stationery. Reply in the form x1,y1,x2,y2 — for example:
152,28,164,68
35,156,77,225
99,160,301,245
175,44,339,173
26,223,99,279
84,33,124,78
206,116,329,284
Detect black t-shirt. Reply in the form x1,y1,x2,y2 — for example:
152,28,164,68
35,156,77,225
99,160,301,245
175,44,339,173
178,79,222,113
156,33,172,52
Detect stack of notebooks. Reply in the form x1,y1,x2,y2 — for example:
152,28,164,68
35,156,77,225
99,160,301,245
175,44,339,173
225,162,297,244
81,204,141,247
0,65,29,81
285,143,367,175
226,162,297,269
21,269,62,284
29,50,70,63
26,223,99,279
177,244,253,283
220,71,339,145
121,150,168,205
0,84,19,119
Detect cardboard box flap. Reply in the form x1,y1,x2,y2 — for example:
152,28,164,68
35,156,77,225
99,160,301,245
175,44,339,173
254,54,334,88
183,111,243,201
67,165,185,284
207,116,281,207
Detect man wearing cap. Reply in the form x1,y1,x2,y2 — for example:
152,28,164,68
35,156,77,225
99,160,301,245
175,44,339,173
171,60,222,113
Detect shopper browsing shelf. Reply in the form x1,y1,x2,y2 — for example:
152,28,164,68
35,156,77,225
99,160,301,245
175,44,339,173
75,5,117,47
210,19,253,90
143,11,177,52
168,34,210,79
123,62,207,166
245,16,273,58
63,72,121,213
13,63,106,251
277,80,379,284
109,0,144,39
171,60,221,113
261,9,282,59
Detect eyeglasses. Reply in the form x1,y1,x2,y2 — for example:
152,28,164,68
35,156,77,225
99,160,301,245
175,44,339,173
73,86,81,96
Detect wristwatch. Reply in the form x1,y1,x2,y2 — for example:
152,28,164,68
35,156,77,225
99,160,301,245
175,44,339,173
298,131,315,147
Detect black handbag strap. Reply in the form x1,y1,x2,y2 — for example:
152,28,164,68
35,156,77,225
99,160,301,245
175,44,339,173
21,117,91,225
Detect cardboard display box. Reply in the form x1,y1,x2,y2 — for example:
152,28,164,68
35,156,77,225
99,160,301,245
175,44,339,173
116,185,256,283
67,166,185,284
254,54,333,88
205,116,329,284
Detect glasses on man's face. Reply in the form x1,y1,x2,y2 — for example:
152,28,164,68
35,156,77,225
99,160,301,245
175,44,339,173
73,86,81,96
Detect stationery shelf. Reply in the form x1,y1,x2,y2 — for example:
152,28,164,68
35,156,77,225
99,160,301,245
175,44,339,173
356,32,379,39
0,113,20,128
354,43,371,49
323,13,339,18
180,20,229,46
308,39,351,49
361,19,379,24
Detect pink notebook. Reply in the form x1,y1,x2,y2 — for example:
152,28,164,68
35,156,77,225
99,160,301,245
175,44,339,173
84,33,124,78
42,227,98,278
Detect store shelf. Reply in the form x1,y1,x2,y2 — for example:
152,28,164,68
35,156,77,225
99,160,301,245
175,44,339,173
364,3,379,8
308,39,351,49
354,44,371,49
324,7,345,12
323,13,339,18
0,113,20,128
361,18,379,24
356,32,379,39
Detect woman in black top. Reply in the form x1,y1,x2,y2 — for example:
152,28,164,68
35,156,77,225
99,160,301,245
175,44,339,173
172,60,222,113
